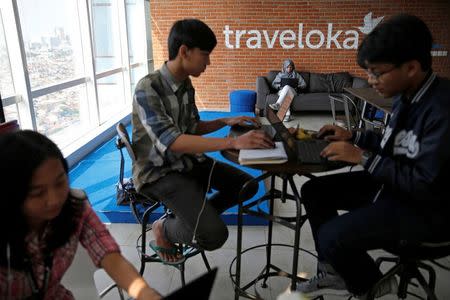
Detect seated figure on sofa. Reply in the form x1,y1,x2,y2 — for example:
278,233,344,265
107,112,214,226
269,58,307,121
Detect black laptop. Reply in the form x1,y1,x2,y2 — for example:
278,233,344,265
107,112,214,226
266,106,329,164
280,77,298,89
163,268,217,300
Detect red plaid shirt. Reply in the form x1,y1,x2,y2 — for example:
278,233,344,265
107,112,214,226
0,193,120,299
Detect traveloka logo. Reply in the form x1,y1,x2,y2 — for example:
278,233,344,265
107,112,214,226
223,12,384,50
357,12,384,34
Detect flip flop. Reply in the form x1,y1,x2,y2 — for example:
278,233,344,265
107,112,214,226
149,240,186,265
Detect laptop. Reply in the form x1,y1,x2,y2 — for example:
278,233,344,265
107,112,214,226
280,77,298,89
266,106,330,164
275,90,294,121
163,268,218,300
228,98,293,140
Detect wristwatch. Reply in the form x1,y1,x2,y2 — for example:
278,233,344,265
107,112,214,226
360,150,373,167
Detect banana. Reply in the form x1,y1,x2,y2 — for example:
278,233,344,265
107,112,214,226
296,128,313,140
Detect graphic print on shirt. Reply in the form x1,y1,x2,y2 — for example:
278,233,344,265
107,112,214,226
393,129,420,158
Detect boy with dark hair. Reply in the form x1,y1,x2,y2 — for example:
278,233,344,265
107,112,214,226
296,14,450,299
132,19,274,264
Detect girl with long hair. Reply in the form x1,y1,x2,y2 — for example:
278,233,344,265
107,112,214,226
0,130,160,299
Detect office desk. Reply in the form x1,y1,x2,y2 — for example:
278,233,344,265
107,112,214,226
343,88,393,130
222,146,341,299
344,87,393,114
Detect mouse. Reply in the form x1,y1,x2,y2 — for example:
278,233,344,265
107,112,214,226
241,120,260,129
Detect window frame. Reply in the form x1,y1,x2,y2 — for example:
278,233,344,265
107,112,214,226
0,0,152,164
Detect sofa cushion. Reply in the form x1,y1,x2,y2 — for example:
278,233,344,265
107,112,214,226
267,71,278,84
298,72,310,91
309,73,330,93
328,72,353,93
352,76,370,89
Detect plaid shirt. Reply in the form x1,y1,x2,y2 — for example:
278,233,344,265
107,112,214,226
132,63,205,191
0,190,120,300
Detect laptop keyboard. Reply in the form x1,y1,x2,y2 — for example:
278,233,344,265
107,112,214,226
296,140,328,164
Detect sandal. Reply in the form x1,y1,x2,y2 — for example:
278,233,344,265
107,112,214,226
149,240,186,265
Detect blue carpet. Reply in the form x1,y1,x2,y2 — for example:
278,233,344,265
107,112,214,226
69,111,268,224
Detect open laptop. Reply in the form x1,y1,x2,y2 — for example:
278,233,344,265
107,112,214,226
280,77,298,89
275,90,294,121
266,106,330,164
229,97,293,140
163,268,217,300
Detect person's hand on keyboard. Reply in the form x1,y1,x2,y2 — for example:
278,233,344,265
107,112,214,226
233,130,275,149
223,116,261,128
317,124,352,141
320,141,363,164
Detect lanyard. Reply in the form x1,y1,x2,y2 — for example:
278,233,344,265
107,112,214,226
25,252,53,299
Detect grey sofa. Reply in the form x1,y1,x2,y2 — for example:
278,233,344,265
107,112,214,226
256,71,369,115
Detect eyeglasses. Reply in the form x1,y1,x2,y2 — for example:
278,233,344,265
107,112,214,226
365,65,398,80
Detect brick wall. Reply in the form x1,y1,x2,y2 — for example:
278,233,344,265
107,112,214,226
149,0,450,110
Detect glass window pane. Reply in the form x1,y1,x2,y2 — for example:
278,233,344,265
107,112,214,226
17,0,85,89
3,101,20,124
0,13,15,97
34,84,90,148
91,0,122,73
126,0,146,65
130,65,146,94
97,73,125,122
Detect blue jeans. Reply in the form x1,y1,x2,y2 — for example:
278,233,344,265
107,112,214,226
301,171,449,295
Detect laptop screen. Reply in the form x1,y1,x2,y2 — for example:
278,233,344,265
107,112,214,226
266,106,298,161
280,77,298,88
163,268,217,300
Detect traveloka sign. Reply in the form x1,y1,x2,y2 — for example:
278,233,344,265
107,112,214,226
223,12,383,50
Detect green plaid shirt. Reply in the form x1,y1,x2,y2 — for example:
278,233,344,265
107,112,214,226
131,63,205,190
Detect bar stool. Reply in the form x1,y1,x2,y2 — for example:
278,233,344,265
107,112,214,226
114,122,211,287
365,241,450,300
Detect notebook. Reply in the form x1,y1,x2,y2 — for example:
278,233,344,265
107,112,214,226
238,141,288,165
280,77,298,89
163,268,218,300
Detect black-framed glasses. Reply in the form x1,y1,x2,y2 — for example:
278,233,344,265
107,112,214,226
365,65,399,80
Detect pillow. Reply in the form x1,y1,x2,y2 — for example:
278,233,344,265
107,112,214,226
309,73,330,93
298,71,310,92
328,72,353,93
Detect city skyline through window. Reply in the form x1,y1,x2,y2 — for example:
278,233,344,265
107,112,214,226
0,0,152,153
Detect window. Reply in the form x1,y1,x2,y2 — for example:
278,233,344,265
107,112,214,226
1,0,152,155
17,0,85,89
34,84,90,148
96,73,126,122
0,11,18,122
0,13,14,97
91,0,122,73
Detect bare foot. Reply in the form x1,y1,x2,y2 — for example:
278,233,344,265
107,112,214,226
152,219,183,263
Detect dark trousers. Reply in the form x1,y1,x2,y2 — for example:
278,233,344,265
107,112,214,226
301,170,449,295
141,157,258,251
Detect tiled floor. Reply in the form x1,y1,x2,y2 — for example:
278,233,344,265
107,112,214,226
70,113,450,299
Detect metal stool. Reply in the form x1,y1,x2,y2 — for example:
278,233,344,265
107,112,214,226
115,122,211,287
365,241,450,300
